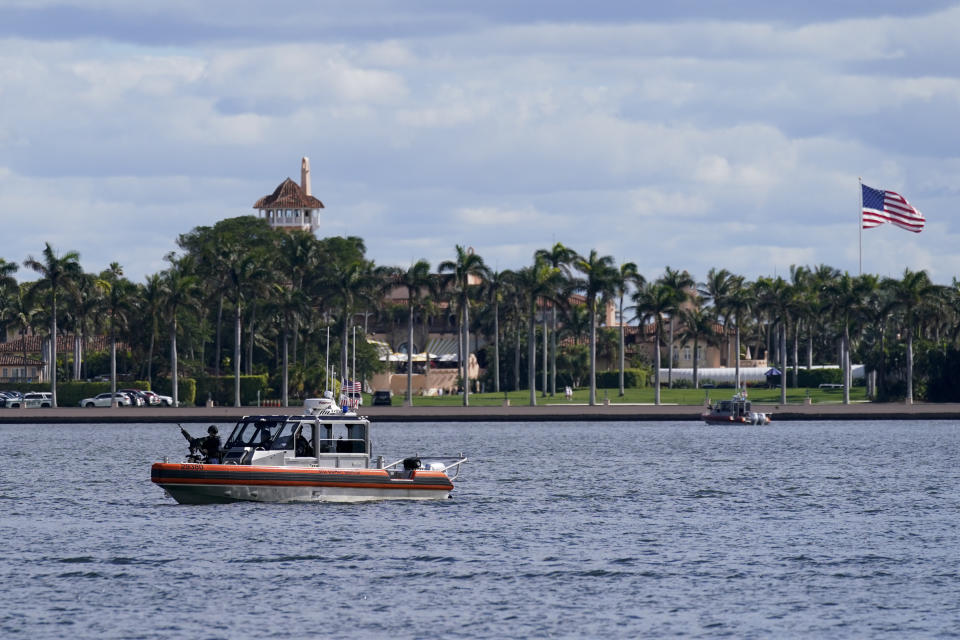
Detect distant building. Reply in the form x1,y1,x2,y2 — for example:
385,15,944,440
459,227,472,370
253,157,324,234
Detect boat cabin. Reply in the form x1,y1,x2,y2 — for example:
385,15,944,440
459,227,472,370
221,414,371,468
712,395,752,418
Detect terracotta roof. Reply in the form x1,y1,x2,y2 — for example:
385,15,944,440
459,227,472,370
0,354,43,366
253,178,324,210
0,335,122,354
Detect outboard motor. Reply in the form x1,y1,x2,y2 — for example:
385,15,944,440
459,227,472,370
402,457,422,471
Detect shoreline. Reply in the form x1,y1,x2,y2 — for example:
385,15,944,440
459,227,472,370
2,402,960,423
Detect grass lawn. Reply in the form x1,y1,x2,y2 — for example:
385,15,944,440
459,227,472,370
362,385,868,407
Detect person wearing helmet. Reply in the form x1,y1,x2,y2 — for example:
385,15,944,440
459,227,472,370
200,425,222,464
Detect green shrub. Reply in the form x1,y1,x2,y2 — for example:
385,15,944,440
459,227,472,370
154,377,197,406
796,368,842,387
195,375,269,406
596,368,649,389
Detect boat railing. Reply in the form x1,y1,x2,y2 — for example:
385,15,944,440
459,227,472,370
381,453,468,479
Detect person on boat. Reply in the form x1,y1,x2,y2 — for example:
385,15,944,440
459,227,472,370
295,428,314,457
200,425,222,464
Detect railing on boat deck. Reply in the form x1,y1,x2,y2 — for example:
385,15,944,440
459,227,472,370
380,453,468,480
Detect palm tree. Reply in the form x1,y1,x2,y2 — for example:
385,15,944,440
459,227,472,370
884,268,938,404
508,258,563,406
613,261,642,396
161,256,200,407
439,246,487,406
657,267,695,389
534,243,576,396
824,272,868,405
267,283,310,407
2,285,40,379
482,269,508,393
632,282,674,404
678,302,718,389
395,259,432,406
699,268,735,366
140,273,164,386
24,243,82,407
755,276,792,404
571,250,618,405
724,276,751,391
99,263,134,404
224,248,273,406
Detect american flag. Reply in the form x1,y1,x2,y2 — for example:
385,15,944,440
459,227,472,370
343,381,361,392
862,183,925,233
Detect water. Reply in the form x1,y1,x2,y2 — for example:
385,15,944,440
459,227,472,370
1,420,959,638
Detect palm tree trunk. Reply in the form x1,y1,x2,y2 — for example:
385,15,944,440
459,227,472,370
493,300,500,394
406,305,414,406
110,333,117,406
734,320,742,391
50,292,58,407
282,326,289,407
618,298,625,396
247,307,255,376
528,301,536,406
234,304,242,407
462,297,470,406
667,317,674,389
214,294,223,378
73,334,81,380
842,325,850,405
513,321,520,391
541,302,547,397
906,326,914,405
589,297,597,406
792,321,799,387
780,323,787,405
170,318,179,407
693,336,699,389
550,306,557,396
807,333,813,369
654,325,662,405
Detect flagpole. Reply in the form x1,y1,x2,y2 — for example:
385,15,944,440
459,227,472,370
858,177,863,275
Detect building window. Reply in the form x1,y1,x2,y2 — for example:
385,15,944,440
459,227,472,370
696,345,704,362
2,368,6,378
683,346,691,361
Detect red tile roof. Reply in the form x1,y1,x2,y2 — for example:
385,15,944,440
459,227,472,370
0,354,43,366
253,178,324,210
0,335,121,354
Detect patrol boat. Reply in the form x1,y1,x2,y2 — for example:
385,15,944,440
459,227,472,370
701,391,771,425
151,398,467,504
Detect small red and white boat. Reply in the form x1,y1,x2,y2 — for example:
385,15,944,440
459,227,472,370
701,391,771,425
151,398,467,504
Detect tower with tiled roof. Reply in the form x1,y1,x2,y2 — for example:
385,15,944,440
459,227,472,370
253,157,324,233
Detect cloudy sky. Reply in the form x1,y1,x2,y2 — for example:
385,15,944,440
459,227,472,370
2,1,959,285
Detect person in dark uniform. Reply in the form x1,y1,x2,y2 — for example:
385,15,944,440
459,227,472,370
201,425,222,464
295,428,314,457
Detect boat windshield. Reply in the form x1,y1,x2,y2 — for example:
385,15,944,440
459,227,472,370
225,419,284,448
269,421,306,451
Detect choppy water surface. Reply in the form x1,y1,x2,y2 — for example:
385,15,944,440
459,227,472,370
1,419,959,638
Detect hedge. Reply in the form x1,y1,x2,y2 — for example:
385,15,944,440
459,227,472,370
153,377,197,407
0,380,152,406
596,369,649,389
194,375,269,407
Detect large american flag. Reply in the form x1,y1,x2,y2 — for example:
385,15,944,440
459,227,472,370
343,381,361,392
862,183,925,233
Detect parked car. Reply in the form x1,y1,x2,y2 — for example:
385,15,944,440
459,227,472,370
5,391,55,408
119,389,148,406
79,392,133,408
140,390,175,406
0,390,25,408
372,390,392,406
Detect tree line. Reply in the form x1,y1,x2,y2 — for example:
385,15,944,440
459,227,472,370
0,215,954,407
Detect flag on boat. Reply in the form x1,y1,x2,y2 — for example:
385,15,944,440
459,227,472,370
861,183,925,233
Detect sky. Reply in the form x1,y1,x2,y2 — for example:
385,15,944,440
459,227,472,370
2,1,960,286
